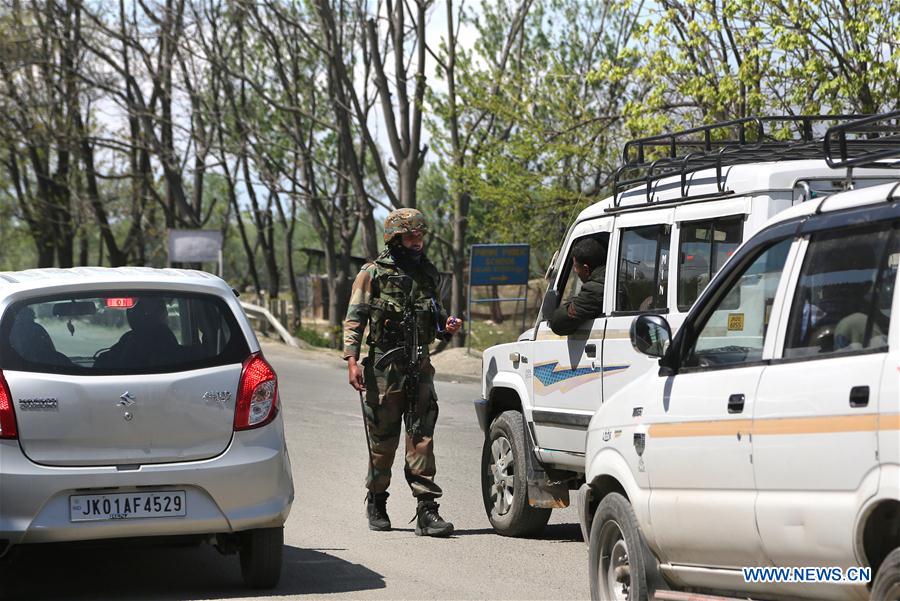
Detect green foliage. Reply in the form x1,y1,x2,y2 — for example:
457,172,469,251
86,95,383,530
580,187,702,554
627,0,899,132
0,215,36,271
467,318,532,352
428,0,645,273
1,0,896,294
415,165,454,271
295,326,331,348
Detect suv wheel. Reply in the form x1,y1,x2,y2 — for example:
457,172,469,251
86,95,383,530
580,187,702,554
480,410,551,537
872,547,900,600
589,493,653,601
239,527,283,589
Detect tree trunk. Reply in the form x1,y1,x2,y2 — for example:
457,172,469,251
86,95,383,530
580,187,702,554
323,241,342,347
227,173,261,295
78,228,89,266
490,285,505,323
451,190,470,346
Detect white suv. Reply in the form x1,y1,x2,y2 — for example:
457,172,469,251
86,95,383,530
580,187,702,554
580,181,900,601
475,114,900,538
0,267,294,589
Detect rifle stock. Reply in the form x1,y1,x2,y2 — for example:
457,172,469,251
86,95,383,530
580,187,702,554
373,346,406,371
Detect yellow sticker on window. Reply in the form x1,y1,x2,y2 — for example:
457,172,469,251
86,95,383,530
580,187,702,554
727,313,744,331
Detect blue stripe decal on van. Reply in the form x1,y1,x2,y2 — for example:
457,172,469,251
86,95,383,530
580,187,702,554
533,362,629,388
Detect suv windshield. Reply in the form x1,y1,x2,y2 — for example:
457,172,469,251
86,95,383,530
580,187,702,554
0,291,249,375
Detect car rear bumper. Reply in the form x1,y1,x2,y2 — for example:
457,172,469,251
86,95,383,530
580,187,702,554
0,414,293,547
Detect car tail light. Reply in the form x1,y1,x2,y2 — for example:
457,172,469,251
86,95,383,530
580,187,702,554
0,371,17,440
234,353,278,431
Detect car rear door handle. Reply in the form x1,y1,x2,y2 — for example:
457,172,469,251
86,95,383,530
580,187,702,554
849,386,869,408
585,344,597,358
728,394,745,414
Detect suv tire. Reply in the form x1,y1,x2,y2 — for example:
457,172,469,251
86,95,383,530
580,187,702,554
481,410,552,537
872,547,900,601
589,493,653,601
240,527,283,589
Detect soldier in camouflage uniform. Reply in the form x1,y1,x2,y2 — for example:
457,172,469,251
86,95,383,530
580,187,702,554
344,208,461,537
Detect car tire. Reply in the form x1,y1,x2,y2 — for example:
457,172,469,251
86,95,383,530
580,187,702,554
481,410,552,537
239,527,283,589
872,547,900,601
589,492,653,601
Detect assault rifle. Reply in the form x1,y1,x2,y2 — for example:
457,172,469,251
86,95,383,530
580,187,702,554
374,275,425,437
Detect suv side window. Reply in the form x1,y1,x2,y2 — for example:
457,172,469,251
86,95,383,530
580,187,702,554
556,232,610,309
784,222,898,358
616,224,671,312
677,216,743,311
683,237,792,369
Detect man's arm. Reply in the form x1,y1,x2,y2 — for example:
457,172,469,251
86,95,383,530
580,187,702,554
547,281,604,336
344,265,374,390
427,269,460,338
548,301,583,336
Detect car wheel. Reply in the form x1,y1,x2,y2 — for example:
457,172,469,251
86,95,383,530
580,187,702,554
481,410,552,537
239,527,283,589
872,547,900,601
589,493,652,601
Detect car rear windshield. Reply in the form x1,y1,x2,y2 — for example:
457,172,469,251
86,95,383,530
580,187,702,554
0,291,250,375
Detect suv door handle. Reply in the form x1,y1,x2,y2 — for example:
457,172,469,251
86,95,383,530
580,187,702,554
728,394,745,414
849,386,869,408
585,344,597,358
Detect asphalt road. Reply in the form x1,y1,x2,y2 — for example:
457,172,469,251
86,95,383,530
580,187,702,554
1,342,589,601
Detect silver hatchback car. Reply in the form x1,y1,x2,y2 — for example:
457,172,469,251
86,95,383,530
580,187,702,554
0,267,294,588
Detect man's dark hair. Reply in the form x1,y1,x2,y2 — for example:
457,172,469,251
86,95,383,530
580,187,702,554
572,238,607,270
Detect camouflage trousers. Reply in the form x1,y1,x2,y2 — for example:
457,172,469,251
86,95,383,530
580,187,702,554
362,354,442,499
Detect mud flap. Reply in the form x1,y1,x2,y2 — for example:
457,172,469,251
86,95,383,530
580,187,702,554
573,484,591,544
522,419,570,509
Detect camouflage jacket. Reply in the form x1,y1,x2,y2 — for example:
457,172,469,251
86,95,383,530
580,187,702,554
343,249,449,360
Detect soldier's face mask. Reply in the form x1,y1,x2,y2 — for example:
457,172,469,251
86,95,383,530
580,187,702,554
391,240,424,267
400,230,426,252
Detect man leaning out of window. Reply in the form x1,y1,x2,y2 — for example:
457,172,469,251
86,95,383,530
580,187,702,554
549,238,607,336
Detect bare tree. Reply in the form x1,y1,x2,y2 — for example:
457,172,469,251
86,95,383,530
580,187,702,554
0,0,83,266
245,0,363,329
361,0,430,209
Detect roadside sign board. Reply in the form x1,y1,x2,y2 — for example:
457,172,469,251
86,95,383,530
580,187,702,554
168,230,223,263
469,244,530,286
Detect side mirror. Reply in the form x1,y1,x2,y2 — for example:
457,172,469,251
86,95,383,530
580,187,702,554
540,289,559,320
630,314,671,358
544,249,560,281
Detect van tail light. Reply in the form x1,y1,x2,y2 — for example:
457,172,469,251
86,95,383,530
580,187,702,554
234,353,279,431
0,371,17,440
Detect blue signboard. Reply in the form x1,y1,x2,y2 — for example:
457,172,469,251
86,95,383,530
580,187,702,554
469,244,530,286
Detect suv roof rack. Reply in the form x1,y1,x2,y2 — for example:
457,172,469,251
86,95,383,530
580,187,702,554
824,110,900,169
611,113,900,208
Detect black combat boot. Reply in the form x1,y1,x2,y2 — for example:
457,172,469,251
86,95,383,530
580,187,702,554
366,491,391,531
414,498,454,537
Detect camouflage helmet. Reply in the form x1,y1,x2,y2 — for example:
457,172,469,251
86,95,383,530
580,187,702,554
383,208,428,244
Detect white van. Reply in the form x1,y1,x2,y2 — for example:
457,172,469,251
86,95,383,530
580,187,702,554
475,114,900,537
580,176,900,601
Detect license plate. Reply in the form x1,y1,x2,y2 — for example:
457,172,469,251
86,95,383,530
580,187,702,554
70,491,186,522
